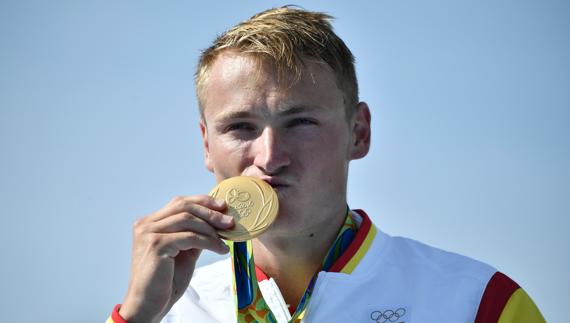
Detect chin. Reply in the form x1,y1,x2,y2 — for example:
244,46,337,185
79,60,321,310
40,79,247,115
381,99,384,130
264,206,309,235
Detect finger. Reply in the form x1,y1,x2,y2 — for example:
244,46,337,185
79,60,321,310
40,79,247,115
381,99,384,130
150,212,219,238
152,199,233,230
169,195,227,212
151,195,227,222
153,232,230,257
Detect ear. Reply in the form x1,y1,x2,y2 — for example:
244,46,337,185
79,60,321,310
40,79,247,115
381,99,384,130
349,102,371,160
200,119,215,173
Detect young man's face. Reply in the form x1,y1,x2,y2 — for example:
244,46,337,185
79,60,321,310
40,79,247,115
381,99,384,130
199,51,370,237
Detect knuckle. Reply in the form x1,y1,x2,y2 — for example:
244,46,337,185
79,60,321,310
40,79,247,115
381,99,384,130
182,232,198,245
203,221,216,233
206,227,218,239
170,195,185,205
175,199,190,211
180,212,193,221
212,211,225,223
148,234,162,248
133,218,146,234
133,218,143,228
195,194,210,203
206,208,218,219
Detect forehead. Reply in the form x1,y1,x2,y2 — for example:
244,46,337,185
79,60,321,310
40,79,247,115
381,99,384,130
201,51,344,121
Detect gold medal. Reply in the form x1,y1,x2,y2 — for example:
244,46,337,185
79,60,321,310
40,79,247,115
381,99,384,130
209,176,279,241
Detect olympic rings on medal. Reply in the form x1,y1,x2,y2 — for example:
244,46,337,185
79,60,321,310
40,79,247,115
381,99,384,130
227,188,251,204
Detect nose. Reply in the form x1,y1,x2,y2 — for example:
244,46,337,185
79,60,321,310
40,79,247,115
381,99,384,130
252,127,291,174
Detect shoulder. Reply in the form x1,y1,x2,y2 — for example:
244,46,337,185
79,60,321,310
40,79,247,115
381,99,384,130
362,228,545,322
474,271,545,322
376,230,496,278
351,209,497,283
359,229,497,301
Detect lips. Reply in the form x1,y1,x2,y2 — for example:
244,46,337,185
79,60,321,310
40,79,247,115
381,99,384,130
259,176,289,189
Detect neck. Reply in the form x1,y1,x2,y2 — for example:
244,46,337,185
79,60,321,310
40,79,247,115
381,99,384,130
251,205,347,309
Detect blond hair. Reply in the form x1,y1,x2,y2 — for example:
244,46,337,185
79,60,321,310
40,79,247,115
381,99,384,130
195,6,358,118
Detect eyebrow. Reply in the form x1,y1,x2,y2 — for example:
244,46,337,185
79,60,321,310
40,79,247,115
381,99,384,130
215,105,324,122
278,105,324,116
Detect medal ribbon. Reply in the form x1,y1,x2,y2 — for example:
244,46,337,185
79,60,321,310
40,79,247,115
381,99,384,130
229,208,366,323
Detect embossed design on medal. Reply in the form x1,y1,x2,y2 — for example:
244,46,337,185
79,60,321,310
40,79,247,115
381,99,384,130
209,176,279,241
226,188,253,218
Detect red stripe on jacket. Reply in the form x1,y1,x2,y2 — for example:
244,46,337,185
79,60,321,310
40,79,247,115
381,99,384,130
474,271,520,323
328,209,371,273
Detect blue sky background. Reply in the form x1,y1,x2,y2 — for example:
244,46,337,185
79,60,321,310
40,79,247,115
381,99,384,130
1,1,568,322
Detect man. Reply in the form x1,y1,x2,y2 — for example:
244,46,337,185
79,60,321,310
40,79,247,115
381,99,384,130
108,7,544,323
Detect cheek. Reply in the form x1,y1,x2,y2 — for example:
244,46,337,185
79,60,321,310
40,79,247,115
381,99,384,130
213,137,248,153
297,131,350,173
299,125,351,156
210,138,252,171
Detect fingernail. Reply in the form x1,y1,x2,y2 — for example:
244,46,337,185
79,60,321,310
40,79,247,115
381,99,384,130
222,215,234,225
215,199,226,207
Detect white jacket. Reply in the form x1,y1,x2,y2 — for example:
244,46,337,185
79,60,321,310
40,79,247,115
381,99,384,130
161,210,540,323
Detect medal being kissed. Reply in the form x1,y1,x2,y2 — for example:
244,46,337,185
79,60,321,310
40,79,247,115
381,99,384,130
209,176,279,242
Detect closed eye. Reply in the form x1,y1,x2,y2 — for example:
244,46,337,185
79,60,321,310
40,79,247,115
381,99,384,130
286,118,318,128
224,122,256,133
